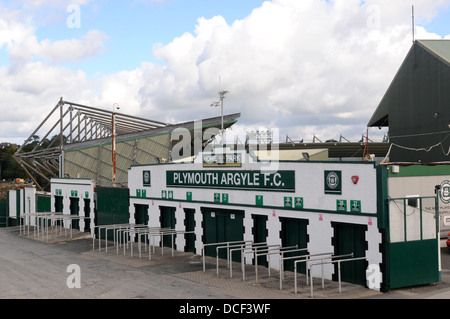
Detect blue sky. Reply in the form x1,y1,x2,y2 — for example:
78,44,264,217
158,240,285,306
22,0,450,77
1,0,450,144
27,0,268,76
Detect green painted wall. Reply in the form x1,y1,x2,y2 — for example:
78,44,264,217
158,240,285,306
388,164,450,178
96,187,130,240
389,239,440,289
36,194,51,213
0,202,6,227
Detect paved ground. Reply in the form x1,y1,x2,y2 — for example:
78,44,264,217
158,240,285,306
1,226,450,301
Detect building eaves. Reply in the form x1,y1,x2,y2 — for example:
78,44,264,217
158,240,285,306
418,39,450,67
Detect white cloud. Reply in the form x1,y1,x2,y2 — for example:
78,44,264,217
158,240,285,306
7,29,108,68
1,0,450,144
133,0,449,141
38,30,109,64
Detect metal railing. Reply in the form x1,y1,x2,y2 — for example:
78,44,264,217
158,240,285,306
20,212,90,242
215,242,268,275
255,247,307,284
146,229,195,260
309,256,367,297
92,223,145,252
94,225,197,261
230,244,283,280
279,251,334,290
293,253,353,293
202,240,253,272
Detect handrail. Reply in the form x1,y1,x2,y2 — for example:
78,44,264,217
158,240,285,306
309,256,367,297
215,242,268,275
202,240,253,272
293,253,353,293
147,230,195,260
136,227,173,258
278,252,334,290
229,244,283,280
255,247,307,284
92,223,138,251
38,213,90,242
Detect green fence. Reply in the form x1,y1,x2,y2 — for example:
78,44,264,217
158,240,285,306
0,202,6,227
388,196,440,289
96,187,130,240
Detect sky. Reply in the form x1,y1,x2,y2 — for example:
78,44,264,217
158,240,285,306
1,0,450,145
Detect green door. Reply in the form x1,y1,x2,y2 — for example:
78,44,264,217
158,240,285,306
84,198,91,233
16,189,20,223
184,208,196,253
134,204,149,242
55,196,63,213
0,202,6,228
70,197,80,230
160,206,176,247
281,218,309,273
135,204,149,225
202,208,244,262
253,215,268,266
332,222,367,286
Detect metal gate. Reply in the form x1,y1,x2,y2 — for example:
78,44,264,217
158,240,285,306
202,208,244,262
388,195,440,289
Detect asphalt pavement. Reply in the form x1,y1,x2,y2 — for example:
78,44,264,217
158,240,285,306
1,226,450,301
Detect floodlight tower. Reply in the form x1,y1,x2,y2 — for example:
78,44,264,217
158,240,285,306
112,103,119,187
211,90,229,136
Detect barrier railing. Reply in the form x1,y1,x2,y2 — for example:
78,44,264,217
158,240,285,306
292,253,353,293
202,240,253,272
214,242,268,275
230,244,281,280
93,223,145,252
255,247,307,284
136,227,173,258
309,256,367,297
146,229,195,260
20,212,90,242
279,251,334,290
97,225,196,260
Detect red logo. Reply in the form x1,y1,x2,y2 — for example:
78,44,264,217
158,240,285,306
351,176,359,184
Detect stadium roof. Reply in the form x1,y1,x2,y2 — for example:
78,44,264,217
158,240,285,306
14,98,240,190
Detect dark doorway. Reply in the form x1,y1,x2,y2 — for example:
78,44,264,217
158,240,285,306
280,217,309,273
184,208,196,253
160,206,176,248
252,214,268,266
332,222,368,286
69,197,80,230
202,208,244,262
84,198,91,233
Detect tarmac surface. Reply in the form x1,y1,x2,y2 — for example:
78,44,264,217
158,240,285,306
1,226,450,302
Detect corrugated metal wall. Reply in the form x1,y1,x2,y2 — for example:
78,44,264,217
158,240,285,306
386,42,450,162
64,133,171,187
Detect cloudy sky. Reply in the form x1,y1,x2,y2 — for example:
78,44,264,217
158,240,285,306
1,0,449,145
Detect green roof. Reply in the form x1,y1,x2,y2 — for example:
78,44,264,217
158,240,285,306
367,40,450,128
